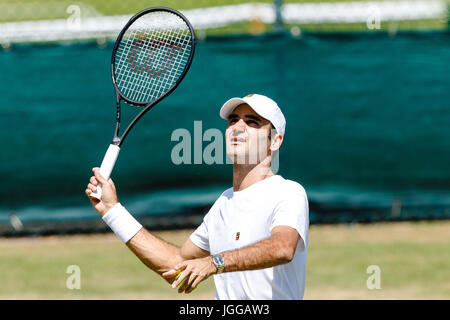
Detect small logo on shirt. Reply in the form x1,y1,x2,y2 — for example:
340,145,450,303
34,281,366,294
235,232,240,240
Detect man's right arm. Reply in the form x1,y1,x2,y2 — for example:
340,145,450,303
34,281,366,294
125,228,210,283
85,168,210,284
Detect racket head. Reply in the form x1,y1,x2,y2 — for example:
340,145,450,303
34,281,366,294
111,7,196,106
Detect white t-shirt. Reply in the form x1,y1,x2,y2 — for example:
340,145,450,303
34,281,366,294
190,175,309,300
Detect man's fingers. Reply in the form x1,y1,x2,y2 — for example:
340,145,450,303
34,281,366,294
90,176,98,186
85,188,101,206
178,275,193,293
185,278,201,294
92,168,108,185
171,269,189,289
182,273,198,294
162,269,177,278
163,263,186,279
177,269,197,293
87,183,97,193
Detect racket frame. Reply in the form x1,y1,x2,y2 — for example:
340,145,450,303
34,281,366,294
89,7,195,200
110,6,196,147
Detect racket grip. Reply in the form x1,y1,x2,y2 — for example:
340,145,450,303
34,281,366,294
89,144,121,200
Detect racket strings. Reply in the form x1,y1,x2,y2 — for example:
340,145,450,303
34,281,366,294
136,27,188,100
118,29,186,100
114,11,192,104
118,29,188,102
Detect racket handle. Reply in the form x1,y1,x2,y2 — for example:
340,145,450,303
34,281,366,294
89,144,121,200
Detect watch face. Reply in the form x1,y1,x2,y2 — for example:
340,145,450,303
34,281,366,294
213,255,224,271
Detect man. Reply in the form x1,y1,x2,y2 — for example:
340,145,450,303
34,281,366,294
85,94,309,299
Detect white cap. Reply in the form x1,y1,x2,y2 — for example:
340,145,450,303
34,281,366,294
220,94,286,135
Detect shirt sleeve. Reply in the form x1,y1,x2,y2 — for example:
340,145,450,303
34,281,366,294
189,197,220,252
270,185,309,250
190,218,210,252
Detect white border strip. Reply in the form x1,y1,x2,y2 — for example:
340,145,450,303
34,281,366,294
0,1,447,44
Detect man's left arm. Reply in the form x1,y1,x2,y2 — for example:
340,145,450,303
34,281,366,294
163,225,300,293
221,225,300,271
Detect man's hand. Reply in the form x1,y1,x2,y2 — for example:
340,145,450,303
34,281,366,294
162,256,217,294
85,167,119,216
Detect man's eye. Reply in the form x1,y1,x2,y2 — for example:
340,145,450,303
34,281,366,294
246,120,258,126
229,119,237,124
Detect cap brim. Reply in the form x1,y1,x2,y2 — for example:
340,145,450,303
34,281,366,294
219,98,247,119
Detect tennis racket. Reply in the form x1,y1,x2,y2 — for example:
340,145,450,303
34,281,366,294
89,7,196,200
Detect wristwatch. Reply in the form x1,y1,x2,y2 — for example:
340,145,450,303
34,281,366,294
212,254,225,274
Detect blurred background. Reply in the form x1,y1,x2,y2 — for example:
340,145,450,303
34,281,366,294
0,0,449,235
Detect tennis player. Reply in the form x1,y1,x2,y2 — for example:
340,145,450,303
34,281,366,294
85,94,309,300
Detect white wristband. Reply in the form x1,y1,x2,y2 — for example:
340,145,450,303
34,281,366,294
102,203,143,243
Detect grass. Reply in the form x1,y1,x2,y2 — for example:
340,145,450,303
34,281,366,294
0,220,448,299
305,221,450,299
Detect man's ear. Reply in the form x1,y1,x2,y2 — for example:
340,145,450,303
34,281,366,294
270,133,283,152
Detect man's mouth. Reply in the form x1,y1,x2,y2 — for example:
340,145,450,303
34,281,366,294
231,137,246,144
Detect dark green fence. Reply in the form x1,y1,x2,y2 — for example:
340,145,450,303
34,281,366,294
0,1,449,235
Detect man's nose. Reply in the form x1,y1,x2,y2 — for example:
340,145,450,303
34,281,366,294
232,119,246,132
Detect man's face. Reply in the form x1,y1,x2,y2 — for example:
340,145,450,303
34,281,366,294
225,103,273,165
